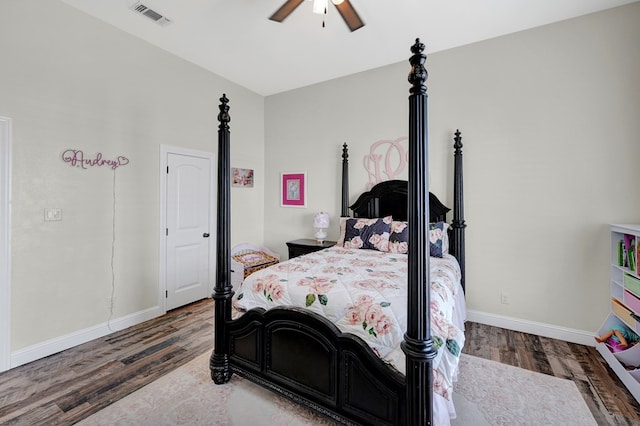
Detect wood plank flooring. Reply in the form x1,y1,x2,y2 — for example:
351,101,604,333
464,322,640,425
0,299,213,425
0,298,638,425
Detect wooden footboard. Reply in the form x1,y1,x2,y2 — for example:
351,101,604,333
227,307,406,425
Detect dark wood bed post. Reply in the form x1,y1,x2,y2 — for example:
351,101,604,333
401,38,437,426
341,143,349,217
451,130,466,292
210,94,233,384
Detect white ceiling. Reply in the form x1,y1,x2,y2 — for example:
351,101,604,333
59,0,637,96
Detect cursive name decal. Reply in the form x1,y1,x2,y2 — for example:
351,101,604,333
62,149,130,170
363,137,408,190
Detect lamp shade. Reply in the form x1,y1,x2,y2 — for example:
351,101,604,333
313,212,330,229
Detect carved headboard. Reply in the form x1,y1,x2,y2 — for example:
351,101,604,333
348,179,450,223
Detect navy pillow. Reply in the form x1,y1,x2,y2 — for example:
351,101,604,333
428,221,447,258
388,221,448,258
343,216,392,251
389,221,409,254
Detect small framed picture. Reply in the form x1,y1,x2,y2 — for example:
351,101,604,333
281,172,306,208
232,167,254,188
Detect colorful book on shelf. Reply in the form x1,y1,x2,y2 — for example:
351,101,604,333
624,246,629,268
619,240,624,266
624,234,636,270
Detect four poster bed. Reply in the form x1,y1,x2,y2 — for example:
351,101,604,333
211,39,466,425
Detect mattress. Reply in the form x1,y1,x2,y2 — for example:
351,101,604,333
233,245,466,422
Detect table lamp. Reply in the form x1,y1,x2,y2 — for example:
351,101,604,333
313,212,330,244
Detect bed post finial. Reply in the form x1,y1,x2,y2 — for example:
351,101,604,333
451,129,466,292
211,93,233,385
408,38,428,96
341,143,349,217
218,94,230,130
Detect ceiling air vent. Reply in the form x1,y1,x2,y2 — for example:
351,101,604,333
130,2,172,27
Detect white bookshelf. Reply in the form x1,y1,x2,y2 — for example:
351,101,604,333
595,224,640,402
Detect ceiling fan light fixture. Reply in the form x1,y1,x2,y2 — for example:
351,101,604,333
269,0,364,32
313,0,328,14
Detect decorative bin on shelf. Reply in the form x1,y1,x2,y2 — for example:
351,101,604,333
625,273,640,296
624,289,640,316
612,298,640,332
598,312,640,367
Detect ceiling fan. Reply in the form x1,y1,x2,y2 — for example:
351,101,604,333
269,0,365,32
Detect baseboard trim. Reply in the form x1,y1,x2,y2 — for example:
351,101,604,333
466,309,597,347
10,306,164,369
9,307,596,369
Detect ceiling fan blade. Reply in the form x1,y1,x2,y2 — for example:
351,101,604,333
269,0,305,22
334,0,365,32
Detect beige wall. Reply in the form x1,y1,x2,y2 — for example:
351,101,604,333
264,3,640,338
2,0,639,364
0,0,265,353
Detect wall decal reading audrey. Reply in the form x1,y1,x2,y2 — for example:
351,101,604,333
62,149,130,170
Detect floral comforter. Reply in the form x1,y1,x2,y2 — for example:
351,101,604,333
234,246,466,401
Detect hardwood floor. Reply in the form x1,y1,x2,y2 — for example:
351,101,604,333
0,298,638,425
464,322,640,425
0,299,213,425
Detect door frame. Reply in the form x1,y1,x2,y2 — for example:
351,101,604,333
159,145,216,312
0,117,12,372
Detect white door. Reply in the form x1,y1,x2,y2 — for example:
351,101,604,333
165,152,212,310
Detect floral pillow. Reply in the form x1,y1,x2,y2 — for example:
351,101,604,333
388,220,449,258
336,217,348,247
343,216,392,252
428,221,448,258
388,221,409,254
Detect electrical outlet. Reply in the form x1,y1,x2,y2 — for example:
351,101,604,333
44,208,62,221
501,292,510,305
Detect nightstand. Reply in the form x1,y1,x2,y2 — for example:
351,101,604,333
286,239,337,259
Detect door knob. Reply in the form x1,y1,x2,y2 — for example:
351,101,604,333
203,233,210,238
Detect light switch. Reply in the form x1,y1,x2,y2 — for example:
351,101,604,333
44,208,62,221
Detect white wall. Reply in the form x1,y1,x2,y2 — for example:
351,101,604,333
264,3,640,339
0,0,265,356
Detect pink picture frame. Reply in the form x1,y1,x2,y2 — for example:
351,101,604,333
281,172,306,208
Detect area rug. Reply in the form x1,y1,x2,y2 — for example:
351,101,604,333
451,355,596,425
78,353,596,426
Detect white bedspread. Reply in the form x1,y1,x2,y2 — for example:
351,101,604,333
234,246,466,417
